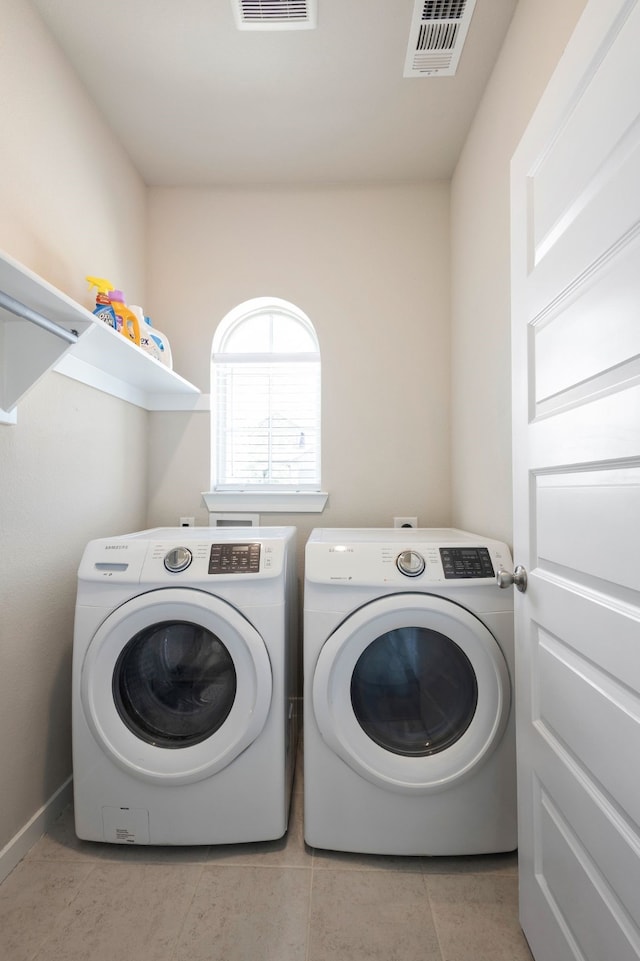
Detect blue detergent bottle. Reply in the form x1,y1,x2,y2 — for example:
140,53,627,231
86,276,118,330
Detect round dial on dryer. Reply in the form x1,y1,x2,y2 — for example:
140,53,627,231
396,550,426,577
163,546,193,573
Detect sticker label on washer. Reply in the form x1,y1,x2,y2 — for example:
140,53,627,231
101,806,150,844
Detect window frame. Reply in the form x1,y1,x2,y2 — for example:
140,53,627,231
204,297,328,514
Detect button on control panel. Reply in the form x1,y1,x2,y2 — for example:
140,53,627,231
439,547,495,579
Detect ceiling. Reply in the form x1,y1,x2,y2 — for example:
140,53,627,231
30,0,518,187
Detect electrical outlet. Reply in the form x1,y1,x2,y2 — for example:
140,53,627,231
393,516,418,529
179,516,195,527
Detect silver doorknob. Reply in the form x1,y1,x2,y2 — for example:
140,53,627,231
496,565,528,593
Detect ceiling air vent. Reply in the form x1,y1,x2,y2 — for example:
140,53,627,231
232,0,317,30
403,0,477,77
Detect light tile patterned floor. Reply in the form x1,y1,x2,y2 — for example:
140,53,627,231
0,755,533,961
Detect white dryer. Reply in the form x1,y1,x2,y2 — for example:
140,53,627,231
303,528,516,856
73,527,298,845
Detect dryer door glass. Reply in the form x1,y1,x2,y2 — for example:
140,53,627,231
350,627,478,756
113,620,237,748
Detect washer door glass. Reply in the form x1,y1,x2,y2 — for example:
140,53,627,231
113,621,237,748
312,594,510,795
80,588,272,785
350,627,477,757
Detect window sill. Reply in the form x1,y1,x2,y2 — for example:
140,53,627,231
201,490,328,514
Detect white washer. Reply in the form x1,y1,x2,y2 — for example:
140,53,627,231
303,528,516,856
73,526,298,845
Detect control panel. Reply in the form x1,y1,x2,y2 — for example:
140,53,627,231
439,547,495,580
79,530,289,584
305,535,510,587
208,542,261,574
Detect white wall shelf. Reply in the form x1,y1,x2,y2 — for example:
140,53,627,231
0,249,201,424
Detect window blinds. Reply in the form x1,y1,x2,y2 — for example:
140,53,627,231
214,356,321,489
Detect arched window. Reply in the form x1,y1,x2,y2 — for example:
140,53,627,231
211,297,321,491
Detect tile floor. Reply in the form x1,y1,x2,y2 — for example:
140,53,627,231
0,750,533,961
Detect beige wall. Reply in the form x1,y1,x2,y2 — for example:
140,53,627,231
0,0,148,858
146,184,452,549
0,0,593,868
450,0,588,545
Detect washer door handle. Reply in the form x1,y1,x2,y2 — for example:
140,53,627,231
496,565,528,593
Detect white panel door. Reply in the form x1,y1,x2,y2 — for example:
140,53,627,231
510,2,640,960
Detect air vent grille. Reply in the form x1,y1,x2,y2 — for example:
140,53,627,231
421,1,467,19
404,0,477,77
232,0,317,30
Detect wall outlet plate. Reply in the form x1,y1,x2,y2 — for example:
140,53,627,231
393,516,418,528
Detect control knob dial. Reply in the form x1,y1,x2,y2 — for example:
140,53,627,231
396,550,426,577
164,546,193,573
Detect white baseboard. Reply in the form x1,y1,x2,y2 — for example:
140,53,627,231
0,776,73,884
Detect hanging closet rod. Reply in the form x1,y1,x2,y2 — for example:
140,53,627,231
0,289,79,344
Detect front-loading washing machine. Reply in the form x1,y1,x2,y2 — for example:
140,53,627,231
303,528,516,856
73,526,298,845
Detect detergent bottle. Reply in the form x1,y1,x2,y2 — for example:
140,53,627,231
86,276,117,330
108,290,141,346
131,305,163,361
143,316,173,369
